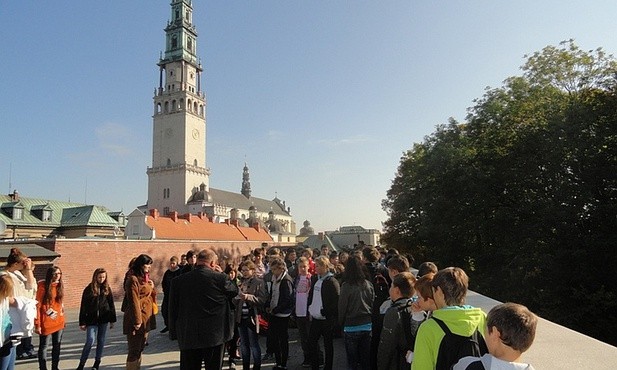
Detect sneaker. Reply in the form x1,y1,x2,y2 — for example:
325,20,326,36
26,351,37,359
261,353,274,361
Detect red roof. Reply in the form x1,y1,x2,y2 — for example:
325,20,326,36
146,212,272,241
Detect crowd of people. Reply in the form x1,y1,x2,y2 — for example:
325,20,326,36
0,244,538,370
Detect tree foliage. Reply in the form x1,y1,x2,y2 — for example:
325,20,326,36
382,40,617,345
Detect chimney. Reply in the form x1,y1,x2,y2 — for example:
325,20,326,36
170,211,178,222
184,213,193,222
231,219,238,227
9,190,19,201
149,209,159,220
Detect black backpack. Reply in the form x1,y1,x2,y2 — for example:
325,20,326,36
432,316,488,370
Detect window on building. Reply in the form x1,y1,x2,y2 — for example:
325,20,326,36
166,158,171,166
13,207,23,220
163,207,170,216
42,209,52,221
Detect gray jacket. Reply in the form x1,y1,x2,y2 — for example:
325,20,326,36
338,279,374,327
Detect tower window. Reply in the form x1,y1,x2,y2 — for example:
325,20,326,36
172,35,178,49
166,158,171,166
193,159,198,166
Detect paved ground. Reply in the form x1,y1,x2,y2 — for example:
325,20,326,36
15,307,347,369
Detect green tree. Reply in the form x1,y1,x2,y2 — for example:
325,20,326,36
382,41,617,344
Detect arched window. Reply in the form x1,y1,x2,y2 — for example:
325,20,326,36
179,98,184,110
193,102,198,112
164,102,169,113
156,103,162,114
171,100,177,111
166,158,171,166
193,159,198,166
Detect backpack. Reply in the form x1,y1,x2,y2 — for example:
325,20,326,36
398,300,415,351
432,316,488,370
464,361,486,370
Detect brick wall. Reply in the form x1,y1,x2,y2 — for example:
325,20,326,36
19,239,294,308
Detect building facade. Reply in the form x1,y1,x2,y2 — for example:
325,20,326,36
145,0,296,239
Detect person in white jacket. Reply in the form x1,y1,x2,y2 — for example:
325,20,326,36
1,248,37,360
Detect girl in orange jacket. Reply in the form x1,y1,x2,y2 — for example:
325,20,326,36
35,267,65,370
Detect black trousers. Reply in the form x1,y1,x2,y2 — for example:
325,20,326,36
180,344,225,370
268,316,289,367
309,319,334,370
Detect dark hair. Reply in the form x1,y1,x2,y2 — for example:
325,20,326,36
43,266,63,305
89,268,111,296
6,248,27,267
344,256,367,285
487,303,537,352
432,267,468,306
130,254,153,277
362,247,380,263
386,256,410,273
240,260,256,271
417,261,438,277
392,271,416,298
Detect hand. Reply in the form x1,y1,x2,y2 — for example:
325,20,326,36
35,326,41,335
411,301,421,312
79,325,86,331
22,258,33,271
213,264,223,272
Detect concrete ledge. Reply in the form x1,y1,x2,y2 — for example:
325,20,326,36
466,290,617,369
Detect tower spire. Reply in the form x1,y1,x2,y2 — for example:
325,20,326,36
241,163,252,198
147,0,209,215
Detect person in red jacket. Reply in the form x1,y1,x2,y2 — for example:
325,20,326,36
35,266,65,370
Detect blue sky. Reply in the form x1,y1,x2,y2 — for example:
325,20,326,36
2,1,617,232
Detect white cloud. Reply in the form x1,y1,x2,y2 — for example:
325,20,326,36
95,122,133,156
315,134,370,147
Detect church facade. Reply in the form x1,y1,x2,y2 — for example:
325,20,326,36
144,0,296,240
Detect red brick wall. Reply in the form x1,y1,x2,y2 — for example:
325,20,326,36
18,239,294,308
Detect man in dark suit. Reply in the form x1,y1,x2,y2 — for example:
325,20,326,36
169,248,238,370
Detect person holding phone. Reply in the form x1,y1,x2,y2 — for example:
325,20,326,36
35,267,65,370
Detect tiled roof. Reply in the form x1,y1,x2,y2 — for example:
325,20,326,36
146,213,272,241
0,244,60,259
60,206,120,227
209,188,290,216
0,195,122,228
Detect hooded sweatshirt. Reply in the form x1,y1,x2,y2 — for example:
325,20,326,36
453,354,536,370
412,305,487,370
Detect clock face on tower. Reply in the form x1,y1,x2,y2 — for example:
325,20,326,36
192,129,199,139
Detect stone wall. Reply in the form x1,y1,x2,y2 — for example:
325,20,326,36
13,238,293,308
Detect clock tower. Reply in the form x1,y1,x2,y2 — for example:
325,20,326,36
147,0,209,215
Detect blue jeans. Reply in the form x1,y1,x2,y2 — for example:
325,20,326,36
344,330,371,370
79,324,108,364
238,320,261,370
0,345,16,370
38,330,63,370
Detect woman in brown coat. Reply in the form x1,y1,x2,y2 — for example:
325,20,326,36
122,254,155,370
